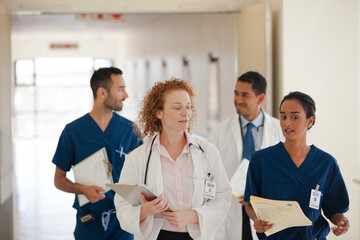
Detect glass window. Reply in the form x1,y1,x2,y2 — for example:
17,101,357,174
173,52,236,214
94,58,113,70
15,59,35,86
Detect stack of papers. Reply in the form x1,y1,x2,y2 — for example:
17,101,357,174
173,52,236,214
250,196,312,236
73,147,113,206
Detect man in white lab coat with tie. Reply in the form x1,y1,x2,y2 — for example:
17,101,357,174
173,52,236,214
209,71,284,240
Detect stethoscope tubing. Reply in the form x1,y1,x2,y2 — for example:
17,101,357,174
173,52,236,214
144,134,214,185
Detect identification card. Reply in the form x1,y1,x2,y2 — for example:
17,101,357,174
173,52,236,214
204,180,216,200
309,189,321,210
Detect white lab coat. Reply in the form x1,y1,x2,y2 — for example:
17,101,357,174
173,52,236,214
114,134,232,240
208,111,284,240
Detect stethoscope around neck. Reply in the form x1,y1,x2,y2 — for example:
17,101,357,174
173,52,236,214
144,134,214,185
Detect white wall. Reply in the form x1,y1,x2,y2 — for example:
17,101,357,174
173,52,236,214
281,0,359,239
115,13,238,135
0,3,13,239
12,13,238,136
238,3,273,114
11,34,120,59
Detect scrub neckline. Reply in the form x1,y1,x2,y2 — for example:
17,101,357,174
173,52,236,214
86,112,115,134
279,142,315,169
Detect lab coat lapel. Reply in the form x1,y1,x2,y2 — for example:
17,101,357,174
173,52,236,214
146,140,163,195
190,140,205,208
261,112,273,148
230,115,243,163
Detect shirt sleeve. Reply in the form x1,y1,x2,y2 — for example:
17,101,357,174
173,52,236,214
52,126,75,172
322,160,349,219
244,154,261,202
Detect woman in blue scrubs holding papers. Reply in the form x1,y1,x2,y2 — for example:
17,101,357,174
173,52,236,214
244,91,350,239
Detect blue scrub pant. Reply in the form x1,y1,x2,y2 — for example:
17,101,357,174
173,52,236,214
74,210,133,240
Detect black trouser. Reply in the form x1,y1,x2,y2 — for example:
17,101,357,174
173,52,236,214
242,205,253,240
157,230,192,240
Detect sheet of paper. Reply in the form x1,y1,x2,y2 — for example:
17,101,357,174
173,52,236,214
250,196,312,236
73,147,113,206
230,158,250,198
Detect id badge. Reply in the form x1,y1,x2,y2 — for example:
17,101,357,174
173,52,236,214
309,188,321,210
204,180,216,200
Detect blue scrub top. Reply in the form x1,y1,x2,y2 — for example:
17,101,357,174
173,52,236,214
244,142,349,240
52,113,142,212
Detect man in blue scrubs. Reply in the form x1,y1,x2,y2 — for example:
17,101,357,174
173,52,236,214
52,67,142,240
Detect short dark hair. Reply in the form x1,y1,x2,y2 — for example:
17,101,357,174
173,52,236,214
279,91,316,129
237,71,267,95
90,67,123,99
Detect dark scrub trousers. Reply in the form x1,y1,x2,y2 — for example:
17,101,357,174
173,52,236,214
242,205,253,240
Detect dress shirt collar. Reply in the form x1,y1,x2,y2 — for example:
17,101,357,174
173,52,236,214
239,109,264,129
154,131,195,155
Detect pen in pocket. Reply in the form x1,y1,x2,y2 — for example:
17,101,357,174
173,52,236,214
116,143,127,157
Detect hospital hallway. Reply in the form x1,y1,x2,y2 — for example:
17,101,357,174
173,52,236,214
1,0,360,239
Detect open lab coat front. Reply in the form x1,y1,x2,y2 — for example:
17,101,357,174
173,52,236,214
114,134,232,240
208,111,284,240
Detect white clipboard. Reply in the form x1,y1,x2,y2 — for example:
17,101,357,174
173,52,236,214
73,147,113,207
107,183,173,211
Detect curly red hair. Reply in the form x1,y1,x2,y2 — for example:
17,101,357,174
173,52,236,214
138,78,196,137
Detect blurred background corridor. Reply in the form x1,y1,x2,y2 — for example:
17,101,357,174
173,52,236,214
0,0,359,239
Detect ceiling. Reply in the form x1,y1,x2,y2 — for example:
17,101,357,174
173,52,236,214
1,0,260,14
11,14,172,33
5,0,261,34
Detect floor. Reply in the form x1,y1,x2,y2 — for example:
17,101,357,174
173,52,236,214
14,136,76,240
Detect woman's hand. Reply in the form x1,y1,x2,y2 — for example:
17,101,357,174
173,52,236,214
161,210,199,228
331,215,350,236
253,218,274,233
243,201,273,233
139,193,169,222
